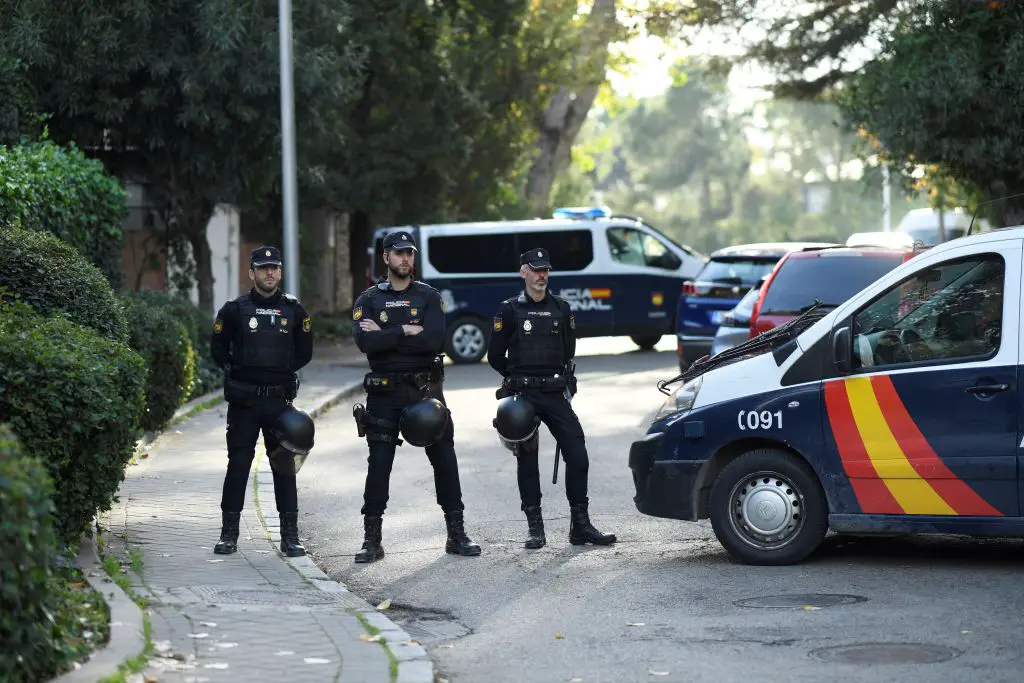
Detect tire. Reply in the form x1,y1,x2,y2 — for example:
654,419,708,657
708,448,828,566
631,335,661,351
444,317,489,364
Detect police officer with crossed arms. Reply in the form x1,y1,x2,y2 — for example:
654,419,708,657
487,247,616,549
350,230,481,563
210,246,315,558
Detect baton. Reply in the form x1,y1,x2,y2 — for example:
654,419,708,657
552,380,573,485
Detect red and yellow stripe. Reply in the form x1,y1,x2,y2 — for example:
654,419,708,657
589,288,612,299
824,376,1002,516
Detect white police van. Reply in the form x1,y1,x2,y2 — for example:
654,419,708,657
368,208,706,363
630,224,1022,565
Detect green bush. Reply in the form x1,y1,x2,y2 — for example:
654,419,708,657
0,424,62,683
0,140,127,288
0,301,146,546
122,292,197,431
0,226,129,344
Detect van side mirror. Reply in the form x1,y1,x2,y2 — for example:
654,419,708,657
833,327,852,374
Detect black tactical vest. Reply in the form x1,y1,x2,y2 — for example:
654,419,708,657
363,282,431,333
506,293,568,374
234,293,298,370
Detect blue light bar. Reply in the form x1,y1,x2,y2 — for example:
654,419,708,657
552,206,612,220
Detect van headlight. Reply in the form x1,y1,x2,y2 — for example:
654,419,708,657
654,376,703,422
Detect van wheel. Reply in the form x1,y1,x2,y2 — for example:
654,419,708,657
631,335,661,350
708,449,828,566
445,317,488,364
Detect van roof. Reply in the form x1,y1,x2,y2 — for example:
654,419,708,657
708,242,838,259
374,217,642,235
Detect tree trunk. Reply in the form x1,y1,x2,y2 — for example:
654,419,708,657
181,202,216,317
349,209,372,304
524,0,616,214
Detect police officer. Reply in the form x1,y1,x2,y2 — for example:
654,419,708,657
487,247,616,549
350,230,481,563
210,246,314,558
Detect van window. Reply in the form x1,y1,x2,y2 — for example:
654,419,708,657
427,229,593,273
607,227,681,270
851,254,1004,369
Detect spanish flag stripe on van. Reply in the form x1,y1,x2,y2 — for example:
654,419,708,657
589,288,612,298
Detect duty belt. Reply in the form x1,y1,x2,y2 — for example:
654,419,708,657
503,375,567,392
363,370,434,392
225,379,295,399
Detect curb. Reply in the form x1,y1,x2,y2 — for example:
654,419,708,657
253,381,438,683
50,535,147,683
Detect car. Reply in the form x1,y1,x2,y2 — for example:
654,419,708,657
708,278,765,357
631,225,1020,565
748,245,915,337
674,242,836,371
368,207,707,363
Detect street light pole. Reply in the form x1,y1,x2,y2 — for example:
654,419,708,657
279,0,300,298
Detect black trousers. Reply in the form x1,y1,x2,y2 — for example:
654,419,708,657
221,396,298,513
515,389,589,510
361,382,465,517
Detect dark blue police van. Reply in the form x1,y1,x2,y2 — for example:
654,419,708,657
368,208,707,363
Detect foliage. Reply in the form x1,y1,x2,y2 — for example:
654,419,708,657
122,292,197,432
0,300,146,546
0,140,128,288
840,0,1024,223
0,424,60,682
0,226,129,344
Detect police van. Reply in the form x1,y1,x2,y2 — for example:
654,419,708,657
630,224,1021,565
368,208,706,364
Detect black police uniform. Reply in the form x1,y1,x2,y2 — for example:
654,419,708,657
487,247,616,549
350,230,480,563
210,246,314,558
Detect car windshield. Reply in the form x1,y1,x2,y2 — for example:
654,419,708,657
760,252,905,315
698,257,778,286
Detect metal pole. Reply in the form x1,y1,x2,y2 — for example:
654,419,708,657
279,0,300,298
882,164,892,232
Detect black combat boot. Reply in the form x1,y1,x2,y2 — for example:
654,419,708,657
523,505,546,549
444,510,482,556
279,511,306,557
213,511,241,555
569,503,616,546
354,515,385,563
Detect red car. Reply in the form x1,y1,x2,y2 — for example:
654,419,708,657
749,246,915,337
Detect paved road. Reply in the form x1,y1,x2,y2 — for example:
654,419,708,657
298,336,1024,683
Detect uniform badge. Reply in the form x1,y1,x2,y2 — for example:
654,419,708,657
651,292,664,307
441,300,447,313
410,308,418,317
249,316,258,330
214,319,223,333
493,317,503,331
281,318,287,326
353,306,363,321
569,314,575,330
379,310,388,323
523,320,532,332
302,317,311,332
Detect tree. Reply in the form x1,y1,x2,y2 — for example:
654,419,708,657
1,0,363,314
839,1,1024,224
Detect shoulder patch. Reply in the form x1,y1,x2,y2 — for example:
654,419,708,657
493,316,503,331
353,306,363,321
303,317,312,332
213,318,224,334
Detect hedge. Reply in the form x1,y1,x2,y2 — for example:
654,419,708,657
0,425,60,682
0,140,127,288
122,292,196,432
0,300,146,546
0,226,129,344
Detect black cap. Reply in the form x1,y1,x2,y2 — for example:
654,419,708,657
520,247,552,270
383,231,417,251
250,246,282,267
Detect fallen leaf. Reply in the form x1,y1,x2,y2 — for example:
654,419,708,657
206,560,225,564
648,671,669,676
215,643,238,649
376,598,391,610
274,651,294,656
175,480,186,483
627,622,645,627
141,453,150,459
199,621,217,627
802,605,821,611
438,644,454,649
554,633,565,640
304,658,330,664
187,633,209,639
568,678,584,682
361,634,382,643
961,630,973,635
203,663,229,669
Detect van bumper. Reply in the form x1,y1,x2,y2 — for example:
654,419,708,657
628,433,703,521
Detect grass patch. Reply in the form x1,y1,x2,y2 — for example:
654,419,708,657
93,534,155,682
51,565,113,672
354,611,399,682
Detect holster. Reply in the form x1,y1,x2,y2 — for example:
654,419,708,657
356,408,403,446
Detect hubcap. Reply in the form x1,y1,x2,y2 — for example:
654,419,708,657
727,470,804,550
452,323,484,359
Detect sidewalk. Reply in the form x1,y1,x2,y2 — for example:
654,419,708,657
96,350,436,682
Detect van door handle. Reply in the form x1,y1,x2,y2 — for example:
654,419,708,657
966,383,1009,394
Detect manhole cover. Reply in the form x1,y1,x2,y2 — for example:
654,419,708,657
399,618,470,645
809,643,961,665
735,594,868,609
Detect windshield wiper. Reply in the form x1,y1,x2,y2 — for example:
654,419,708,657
657,300,829,395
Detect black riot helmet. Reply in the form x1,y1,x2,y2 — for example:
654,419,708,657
493,395,539,451
400,398,449,447
267,407,315,475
